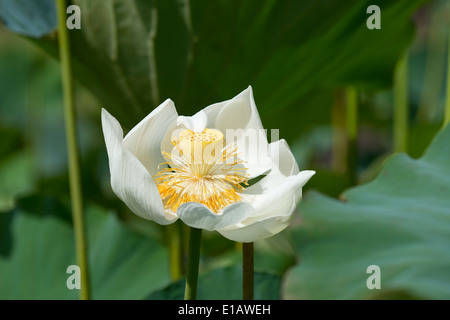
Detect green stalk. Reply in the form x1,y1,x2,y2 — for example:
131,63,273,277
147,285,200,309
167,222,183,280
56,0,90,300
445,27,450,128
331,90,346,174
242,242,254,300
345,87,358,186
184,227,202,300
394,52,409,153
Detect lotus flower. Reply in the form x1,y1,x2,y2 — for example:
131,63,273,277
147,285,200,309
101,86,314,242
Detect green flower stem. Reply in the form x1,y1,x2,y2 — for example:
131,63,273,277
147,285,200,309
167,222,183,280
445,28,450,127
345,87,358,186
331,90,346,174
184,227,202,300
56,0,90,300
242,242,254,300
394,52,409,153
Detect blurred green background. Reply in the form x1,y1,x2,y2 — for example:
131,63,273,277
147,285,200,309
1,0,450,299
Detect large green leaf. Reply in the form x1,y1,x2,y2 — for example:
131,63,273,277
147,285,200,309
0,0,428,139
0,196,170,299
283,125,450,300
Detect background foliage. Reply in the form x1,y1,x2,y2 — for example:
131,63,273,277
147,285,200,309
1,0,449,299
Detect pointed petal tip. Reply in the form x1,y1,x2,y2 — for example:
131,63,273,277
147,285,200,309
101,108,114,126
303,169,316,176
159,98,175,109
177,110,207,132
101,108,115,124
244,85,254,99
101,107,108,118
298,170,316,184
101,108,123,136
101,107,112,115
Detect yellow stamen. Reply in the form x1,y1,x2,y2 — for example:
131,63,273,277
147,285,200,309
154,128,248,213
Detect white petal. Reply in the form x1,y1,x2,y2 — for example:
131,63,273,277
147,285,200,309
177,202,254,231
247,170,315,219
123,99,178,176
245,139,300,195
101,109,177,225
215,86,264,132
218,214,291,243
177,110,207,132
200,86,259,128
160,118,180,156
269,139,299,176
234,129,272,179
215,86,272,178
202,100,229,128
164,208,178,221
219,170,315,242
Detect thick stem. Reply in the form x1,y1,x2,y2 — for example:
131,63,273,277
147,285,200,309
56,0,90,300
394,52,409,153
445,26,450,128
167,222,183,280
242,242,254,300
184,227,202,300
346,87,358,186
331,90,347,174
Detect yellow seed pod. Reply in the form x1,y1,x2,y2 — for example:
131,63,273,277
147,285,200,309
179,129,224,164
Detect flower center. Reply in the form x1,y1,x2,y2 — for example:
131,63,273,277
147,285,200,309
154,128,248,213
179,128,224,164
